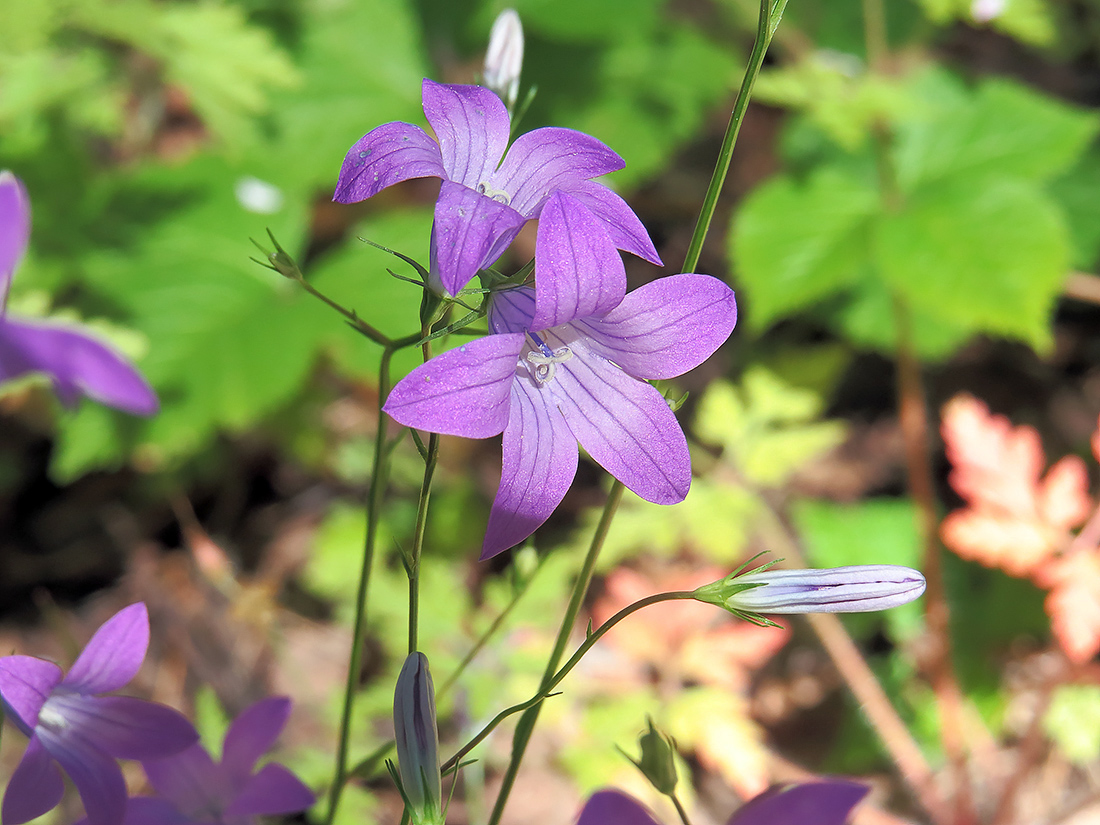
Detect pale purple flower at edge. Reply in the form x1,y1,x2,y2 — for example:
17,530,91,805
383,273,737,559
578,781,869,825
0,172,158,416
0,604,198,825
74,697,315,825
333,79,661,297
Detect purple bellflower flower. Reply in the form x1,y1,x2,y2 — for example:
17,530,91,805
0,172,158,415
578,781,869,825
0,603,198,825
74,697,314,825
333,79,661,298
384,273,737,559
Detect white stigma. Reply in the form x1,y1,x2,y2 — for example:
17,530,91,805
476,182,511,205
526,346,573,384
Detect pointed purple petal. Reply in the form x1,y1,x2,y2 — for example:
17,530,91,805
221,697,290,782
62,603,149,694
421,79,511,188
383,333,524,438
36,725,127,825
577,790,661,825
550,333,690,504
0,319,158,416
492,128,625,217
334,121,445,203
430,181,526,295
2,737,64,825
559,180,662,266
531,192,625,331
728,781,869,825
46,695,198,760
143,743,228,814
224,763,315,816
0,172,30,305
575,274,737,380
482,376,578,559
0,656,62,736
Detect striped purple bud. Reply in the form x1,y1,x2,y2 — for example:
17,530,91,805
393,652,443,825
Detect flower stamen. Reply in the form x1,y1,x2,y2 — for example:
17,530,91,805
525,333,572,384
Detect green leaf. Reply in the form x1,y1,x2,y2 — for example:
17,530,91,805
874,177,1070,352
695,371,847,488
1049,147,1100,270
731,167,878,330
1044,684,1100,765
267,0,428,188
893,73,1100,192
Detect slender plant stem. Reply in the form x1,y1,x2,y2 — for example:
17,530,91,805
681,0,778,275
326,347,396,825
893,296,972,825
486,481,625,825
671,794,693,825
444,585,696,775
408,332,440,654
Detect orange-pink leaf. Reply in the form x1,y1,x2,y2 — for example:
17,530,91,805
1038,552,1100,664
940,395,1091,577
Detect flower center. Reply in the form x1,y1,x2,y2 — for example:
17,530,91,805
525,333,572,384
476,182,511,205
36,699,69,733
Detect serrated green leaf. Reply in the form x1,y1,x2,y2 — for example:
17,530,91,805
893,73,1100,192
731,167,878,330
874,177,1070,352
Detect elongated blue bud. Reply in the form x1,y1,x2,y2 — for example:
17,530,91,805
693,564,926,618
483,9,524,109
394,652,444,825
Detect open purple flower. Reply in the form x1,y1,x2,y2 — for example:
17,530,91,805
0,172,158,415
334,79,661,298
383,273,737,559
76,697,314,825
0,603,198,825
578,781,868,825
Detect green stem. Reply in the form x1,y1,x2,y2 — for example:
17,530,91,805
293,275,393,347
671,794,693,825
408,334,439,655
681,0,781,275
486,481,625,825
326,346,395,825
408,431,438,653
443,585,695,775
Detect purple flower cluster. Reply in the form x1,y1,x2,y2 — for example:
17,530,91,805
0,604,313,825
578,781,869,825
337,80,738,559
0,173,157,415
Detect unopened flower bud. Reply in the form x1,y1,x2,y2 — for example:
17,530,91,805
483,9,524,109
394,652,443,825
628,717,678,796
694,564,926,617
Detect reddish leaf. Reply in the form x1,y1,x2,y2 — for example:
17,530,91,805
940,395,1091,576
1036,552,1100,664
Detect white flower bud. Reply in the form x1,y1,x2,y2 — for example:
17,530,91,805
484,9,524,110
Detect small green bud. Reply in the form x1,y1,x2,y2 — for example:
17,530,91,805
393,652,444,825
626,717,678,796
